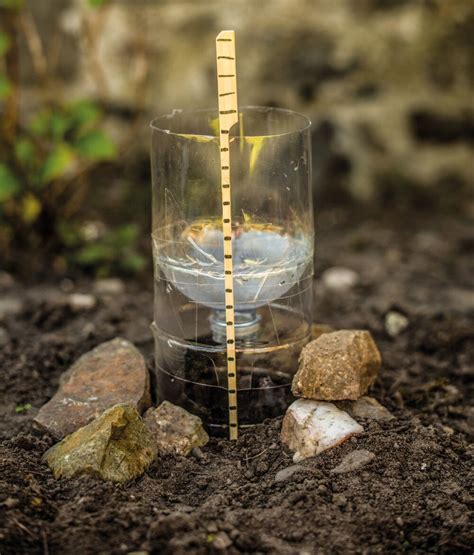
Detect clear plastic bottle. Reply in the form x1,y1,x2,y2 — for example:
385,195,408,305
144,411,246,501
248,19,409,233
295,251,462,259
150,106,313,434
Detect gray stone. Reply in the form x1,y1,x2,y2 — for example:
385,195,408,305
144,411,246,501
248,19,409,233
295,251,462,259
93,278,125,295
322,267,359,291
144,401,209,457
338,396,394,422
385,311,409,337
44,404,157,483
35,338,151,439
331,449,376,474
274,464,304,483
281,399,363,462
0,297,22,320
293,330,382,401
0,327,10,347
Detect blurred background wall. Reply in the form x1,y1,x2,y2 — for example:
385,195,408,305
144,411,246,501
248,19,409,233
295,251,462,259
0,0,473,277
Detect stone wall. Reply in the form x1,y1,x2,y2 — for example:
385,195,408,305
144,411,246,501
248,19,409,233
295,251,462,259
20,0,474,201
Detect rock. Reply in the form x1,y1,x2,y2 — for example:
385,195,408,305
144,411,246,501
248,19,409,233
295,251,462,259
93,278,125,295
321,267,359,292
213,531,232,550
68,293,96,311
0,271,15,288
144,401,209,456
35,338,151,439
274,464,304,483
292,330,381,401
311,323,335,340
339,396,394,421
0,297,23,320
281,399,363,462
44,404,157,483
0,327,10,347
330,449,376,474
385,311,409,337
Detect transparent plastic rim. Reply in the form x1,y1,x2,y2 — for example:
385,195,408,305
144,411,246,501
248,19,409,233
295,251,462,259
150,105,312,139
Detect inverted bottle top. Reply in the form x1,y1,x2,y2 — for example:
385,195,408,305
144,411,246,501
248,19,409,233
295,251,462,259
150,106,311,139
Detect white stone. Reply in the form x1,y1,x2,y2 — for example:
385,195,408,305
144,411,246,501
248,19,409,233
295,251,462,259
321,267,359,292
385,311,409,337
68,293,97,311
281,399,363,462
93,278,125,296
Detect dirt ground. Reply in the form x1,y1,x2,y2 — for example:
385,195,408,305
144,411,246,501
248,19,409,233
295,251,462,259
0,205,473,554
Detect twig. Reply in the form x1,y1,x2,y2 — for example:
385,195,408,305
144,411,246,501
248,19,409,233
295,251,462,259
19,9,47,82
41,528,49,555
0,8,20,144
13,518,35,538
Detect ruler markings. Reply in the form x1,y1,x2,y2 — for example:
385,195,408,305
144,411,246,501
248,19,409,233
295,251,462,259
216,29,239,440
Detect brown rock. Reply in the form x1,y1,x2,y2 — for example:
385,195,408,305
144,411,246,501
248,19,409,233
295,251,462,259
44,404,157,483
35,338,151,439
292,330,381,401
144,401,209,456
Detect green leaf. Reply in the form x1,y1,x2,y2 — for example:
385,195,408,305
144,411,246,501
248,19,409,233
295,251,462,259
87,0,108,7
0,163,20,201
68,100,101,129
113,223,139,245
0,0,25,10
21,193,41,224
75,243,114,264
75,130,117,161
0,32,11,56
15,137,36,165
0,73,11,100
15,403,32,413
41,143,76,183
29,108,53,136
121,252,146,272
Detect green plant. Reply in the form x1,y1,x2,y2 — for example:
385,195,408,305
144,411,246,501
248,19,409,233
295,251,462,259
0,2,147,276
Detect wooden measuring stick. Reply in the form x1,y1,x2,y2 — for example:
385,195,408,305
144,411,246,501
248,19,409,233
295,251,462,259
216,30,239,440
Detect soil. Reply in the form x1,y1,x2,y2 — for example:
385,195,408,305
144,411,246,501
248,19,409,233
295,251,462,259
0,206,473,554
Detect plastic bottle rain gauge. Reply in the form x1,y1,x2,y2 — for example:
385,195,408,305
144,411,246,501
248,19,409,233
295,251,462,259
150,31,314,438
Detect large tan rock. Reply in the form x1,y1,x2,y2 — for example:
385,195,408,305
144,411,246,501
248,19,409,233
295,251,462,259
44,404,157,483
35,338,151,439
281,399,363,462
292,330,381,401
144,401,209,457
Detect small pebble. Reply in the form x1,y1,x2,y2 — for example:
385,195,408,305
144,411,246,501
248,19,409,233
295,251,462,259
0,297,23,320
94,278,125,295
385,311,409,337
274,465,304,483
68,293,96,311
0,271,15,288
0,327,10,347
332,493,347,507
331,449,376,474
322,267,359,291
338,396,394,422
213,531,232,550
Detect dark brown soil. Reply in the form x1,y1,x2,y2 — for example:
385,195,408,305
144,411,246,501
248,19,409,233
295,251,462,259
1,207,473,554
